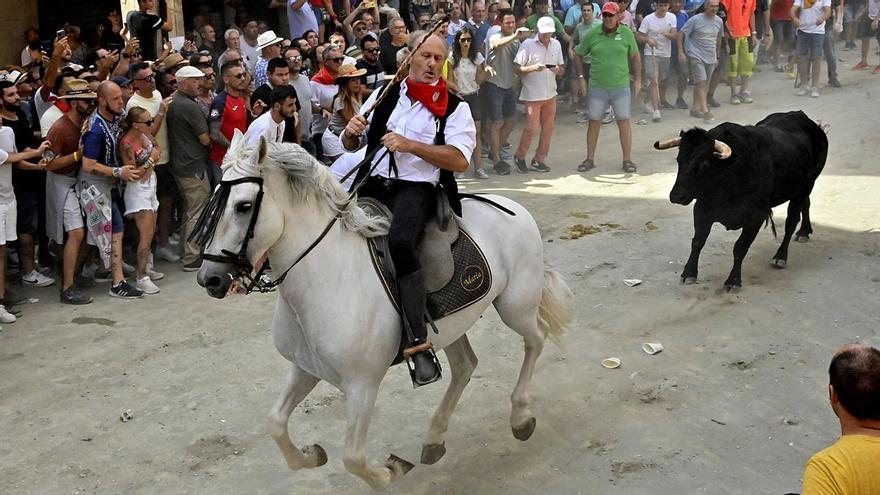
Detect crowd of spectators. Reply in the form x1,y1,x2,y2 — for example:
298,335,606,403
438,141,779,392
0,0,876,320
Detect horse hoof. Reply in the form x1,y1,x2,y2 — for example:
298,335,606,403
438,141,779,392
303,443,328,467
512,417,537,441
723,284,741,293
420,443,446,465
795,235,810,243
772,259,787,269
681,277,697,285
385,454,415,477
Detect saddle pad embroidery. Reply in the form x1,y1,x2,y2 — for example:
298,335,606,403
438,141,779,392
368,229,492,320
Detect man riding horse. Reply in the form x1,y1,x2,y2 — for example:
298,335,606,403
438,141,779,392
341,33,477,387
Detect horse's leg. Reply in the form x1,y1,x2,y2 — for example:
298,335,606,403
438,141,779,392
495,299,545,441
343,382,413,490
421,335,479,465
267,364,327,470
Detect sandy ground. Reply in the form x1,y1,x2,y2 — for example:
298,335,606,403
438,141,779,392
2,48,879,495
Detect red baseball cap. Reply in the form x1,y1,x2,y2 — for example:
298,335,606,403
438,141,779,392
601,2,620,15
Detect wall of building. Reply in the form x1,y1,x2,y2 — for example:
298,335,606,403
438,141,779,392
0,2,40,67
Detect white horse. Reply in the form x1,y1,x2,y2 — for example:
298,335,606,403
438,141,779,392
196,131,573,490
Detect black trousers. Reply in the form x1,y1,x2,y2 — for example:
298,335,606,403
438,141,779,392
360,177,435,277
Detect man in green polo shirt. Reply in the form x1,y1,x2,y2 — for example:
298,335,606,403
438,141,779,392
525,0,573,44
573,1,641,174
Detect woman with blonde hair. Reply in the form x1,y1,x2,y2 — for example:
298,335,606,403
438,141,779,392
119,106,162,295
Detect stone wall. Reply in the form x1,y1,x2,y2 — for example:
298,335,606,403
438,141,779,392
0,2,40,68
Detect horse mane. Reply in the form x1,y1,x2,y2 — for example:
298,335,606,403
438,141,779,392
260,142,389,238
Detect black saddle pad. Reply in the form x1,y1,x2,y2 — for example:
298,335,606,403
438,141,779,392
369,229,492,320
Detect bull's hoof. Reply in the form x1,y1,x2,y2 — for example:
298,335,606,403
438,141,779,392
420,442,447,465
385,454,415,477
303,443,328,467
512,417,537,441
795,235,810,243
772,258,787,269
681,276,697,285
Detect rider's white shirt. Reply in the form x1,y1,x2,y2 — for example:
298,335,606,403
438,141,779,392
342,79,476,185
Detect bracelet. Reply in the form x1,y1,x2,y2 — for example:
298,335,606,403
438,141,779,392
72,151,79,162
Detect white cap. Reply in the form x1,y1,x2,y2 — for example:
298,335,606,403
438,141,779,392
537,16,555,34
175,65,206,79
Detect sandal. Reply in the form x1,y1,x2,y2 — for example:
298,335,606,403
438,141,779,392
622,160,638,173
577,159,595,172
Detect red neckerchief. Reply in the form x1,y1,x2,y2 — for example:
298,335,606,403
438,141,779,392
311,66,336,85
405,77,448,117
54,100,71,113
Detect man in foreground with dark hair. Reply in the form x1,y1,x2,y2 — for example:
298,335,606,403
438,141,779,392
800,344,880,494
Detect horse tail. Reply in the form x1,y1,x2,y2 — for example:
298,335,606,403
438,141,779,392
538,267,574,349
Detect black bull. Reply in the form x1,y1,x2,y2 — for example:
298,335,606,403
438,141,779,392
654,111,828,290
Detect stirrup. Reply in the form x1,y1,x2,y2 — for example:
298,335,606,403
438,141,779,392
406,348,442,388
402,341,433,359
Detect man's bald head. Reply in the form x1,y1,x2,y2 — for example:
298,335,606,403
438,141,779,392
408,32,447,84
97,80,125,116
829,344,880,421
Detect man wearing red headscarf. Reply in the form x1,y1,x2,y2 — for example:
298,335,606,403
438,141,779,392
341,33,476,388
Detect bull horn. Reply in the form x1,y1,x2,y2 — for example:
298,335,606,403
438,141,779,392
713,140,732,159
654,137,681,150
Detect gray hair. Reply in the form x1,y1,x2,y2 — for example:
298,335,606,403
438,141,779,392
225,28,241,41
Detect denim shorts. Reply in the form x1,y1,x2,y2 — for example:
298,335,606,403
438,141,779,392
797,32,824,60
587,86,631,121
462,91,482,122
481,82,517,122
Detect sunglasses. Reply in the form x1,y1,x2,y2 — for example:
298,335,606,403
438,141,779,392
363,48,380,53
134,75,155,82
355,26,368,31
328,57,345,63
205,73,216,79
460,37,472,42
602,12,616,17
136,118,155,126
230,72,247,79
287,55,303,61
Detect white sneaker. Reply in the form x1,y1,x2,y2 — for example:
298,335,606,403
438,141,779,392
0,305,16,324
22,270,56,287
810,87,820,98
797,86,808,96
652,109,662,122
155,245,180,262
643,103,654,114
148,268,165,281
136,276,160,294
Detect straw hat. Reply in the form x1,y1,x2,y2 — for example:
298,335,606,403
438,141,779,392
257,30,284,50
162,53,188,71
58,79,98,99
334,64,367,83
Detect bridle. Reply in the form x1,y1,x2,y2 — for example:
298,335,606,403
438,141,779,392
190,148,388,295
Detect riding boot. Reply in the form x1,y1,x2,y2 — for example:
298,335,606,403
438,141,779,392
398,270,442,387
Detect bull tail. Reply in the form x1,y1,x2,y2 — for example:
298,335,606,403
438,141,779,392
764,210,778,239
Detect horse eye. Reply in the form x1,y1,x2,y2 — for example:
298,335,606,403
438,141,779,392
235,201,253,213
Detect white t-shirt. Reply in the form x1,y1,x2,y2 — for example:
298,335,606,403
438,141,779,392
240,38,260,72
288,0,319,38
639,12,678,57
513,37,565,102
868,0,880,20
127,90,170,164
794,0,831,34
450,52,486,95
246,111,285,145
0,127,17,204
40,105,64,139
309,81,338,136
448,19,467,38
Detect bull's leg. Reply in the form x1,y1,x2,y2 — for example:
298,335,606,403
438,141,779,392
267,364,327,470
795,197,813,242
421,335,479,465
772,197,808,268
342,381,412,491
724,221,762,290
681,207,712,284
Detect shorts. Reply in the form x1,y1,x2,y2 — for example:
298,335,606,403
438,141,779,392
155,163,177,198
688,57,716,82
797,31,824,59
124,172,159,216
857,16,879,39
481,82,517,123
462,91,482,122
14,190,39,235
727,37,755,78
111,189,124,234
770,20,795,45
587,86,631,121
62,187,84,233
644,56,671,83
844,3,860,22
0,201,17,245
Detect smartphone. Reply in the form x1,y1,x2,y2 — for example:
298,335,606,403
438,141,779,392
363,0,377,8
56,29,66,39
544,64,557,69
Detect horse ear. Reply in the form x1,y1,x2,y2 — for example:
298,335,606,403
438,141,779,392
257,135,269,166
229,129,244,151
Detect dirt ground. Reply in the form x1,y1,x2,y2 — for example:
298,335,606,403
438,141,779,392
2,48,879,495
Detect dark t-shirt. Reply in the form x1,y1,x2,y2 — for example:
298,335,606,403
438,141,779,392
379,39,406,74
4,108,43,192
167,92,209,177
126,10,163,60
46,115,81,176
356,59,386,90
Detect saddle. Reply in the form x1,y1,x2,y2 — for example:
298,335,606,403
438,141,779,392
359,198,493,322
